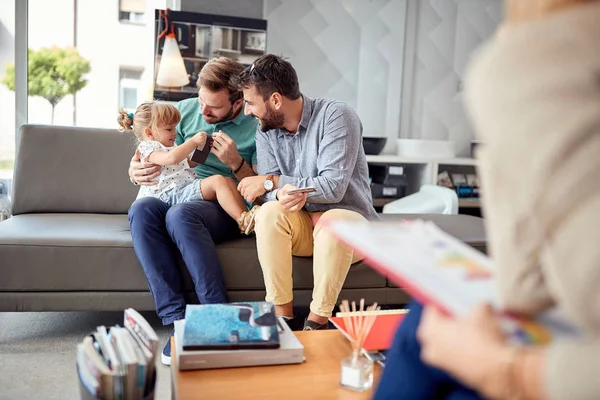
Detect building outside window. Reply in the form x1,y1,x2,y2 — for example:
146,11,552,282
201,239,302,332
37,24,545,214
119,68,144,111
0,1,15,178
119,0,146,23
0,0,167,181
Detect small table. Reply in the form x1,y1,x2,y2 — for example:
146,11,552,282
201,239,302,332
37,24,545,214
170,330,382,399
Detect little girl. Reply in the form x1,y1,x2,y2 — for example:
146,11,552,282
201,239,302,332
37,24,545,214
118,101,258,234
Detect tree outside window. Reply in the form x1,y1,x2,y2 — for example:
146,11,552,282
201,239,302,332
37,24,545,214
2,46,91,125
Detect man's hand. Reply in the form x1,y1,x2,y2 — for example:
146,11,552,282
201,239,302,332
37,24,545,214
212,130,243,170
129,149,160,186
238,176,267,202
277,184,308,212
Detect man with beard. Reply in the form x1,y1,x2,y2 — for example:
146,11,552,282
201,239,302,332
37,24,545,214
236,54,378,331
127,57,258,365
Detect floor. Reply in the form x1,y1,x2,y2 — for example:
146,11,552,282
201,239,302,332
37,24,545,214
0,307,397,399
0,311,172,400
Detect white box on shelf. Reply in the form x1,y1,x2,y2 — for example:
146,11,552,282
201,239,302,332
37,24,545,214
396,139,456,159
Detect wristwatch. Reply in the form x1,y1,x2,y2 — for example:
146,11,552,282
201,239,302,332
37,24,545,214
263,175,274,192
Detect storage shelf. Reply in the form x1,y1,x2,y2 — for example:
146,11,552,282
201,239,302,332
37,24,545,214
366,155,478,166
373,198,396,207
458,199,481,208
366,155,431,165
437,157,478,166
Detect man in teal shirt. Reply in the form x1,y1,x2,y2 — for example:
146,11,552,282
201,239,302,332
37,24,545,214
175,92,258,180
128,58,258,365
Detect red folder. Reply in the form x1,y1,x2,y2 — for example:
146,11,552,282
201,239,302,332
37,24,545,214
329,312,406,352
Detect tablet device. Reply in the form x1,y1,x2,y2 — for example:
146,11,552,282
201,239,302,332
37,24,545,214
190,136,213,165
286,187,317,195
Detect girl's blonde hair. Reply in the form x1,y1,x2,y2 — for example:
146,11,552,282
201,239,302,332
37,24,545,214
117,101,181,141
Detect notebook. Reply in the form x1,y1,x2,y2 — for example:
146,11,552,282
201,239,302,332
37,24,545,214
182,302,280,351
326,219,580,345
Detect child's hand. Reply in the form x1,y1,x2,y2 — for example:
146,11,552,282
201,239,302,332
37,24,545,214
192,131,209,148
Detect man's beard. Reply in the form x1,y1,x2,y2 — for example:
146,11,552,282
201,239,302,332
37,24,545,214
205,104,237,124
258,104,285,133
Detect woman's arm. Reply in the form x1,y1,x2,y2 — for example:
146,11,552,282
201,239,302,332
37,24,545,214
465,0,600,316
418,305,549,400
419,304,600,400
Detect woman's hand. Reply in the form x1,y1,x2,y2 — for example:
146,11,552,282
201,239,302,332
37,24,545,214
417,304,513,398
277,184,308,212
129,149,160,186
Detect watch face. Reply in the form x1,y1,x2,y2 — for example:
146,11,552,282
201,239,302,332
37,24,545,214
264,179,274,191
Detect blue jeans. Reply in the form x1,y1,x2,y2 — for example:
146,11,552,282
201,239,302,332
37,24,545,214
373,301,483,400
128,197,238,325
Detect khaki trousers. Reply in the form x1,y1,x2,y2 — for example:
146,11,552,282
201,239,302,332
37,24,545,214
254,201,364,317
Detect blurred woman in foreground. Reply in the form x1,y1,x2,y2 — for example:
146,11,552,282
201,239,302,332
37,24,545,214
375,0,600,399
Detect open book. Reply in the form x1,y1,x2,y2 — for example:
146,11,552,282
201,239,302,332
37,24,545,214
327,219,579,345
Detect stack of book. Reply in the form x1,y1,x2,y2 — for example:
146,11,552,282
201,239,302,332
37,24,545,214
174,301,304,370
76,308,159,400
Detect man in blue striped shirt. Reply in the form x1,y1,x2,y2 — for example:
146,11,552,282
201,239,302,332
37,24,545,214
236,54,377,331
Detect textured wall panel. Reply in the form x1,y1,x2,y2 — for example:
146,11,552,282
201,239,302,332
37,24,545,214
403,0,502,155
265,0,407,152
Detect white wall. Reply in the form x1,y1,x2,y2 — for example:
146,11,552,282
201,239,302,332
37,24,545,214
400,0,502,156
264,0,407,154
264,0,503,156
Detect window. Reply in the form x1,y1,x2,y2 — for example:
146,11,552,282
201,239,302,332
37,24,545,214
0,1,15,177
120,0,146,23
24,0,162,130
119,68,144,111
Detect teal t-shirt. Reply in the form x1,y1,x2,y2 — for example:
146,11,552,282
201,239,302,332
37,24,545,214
175,98,258,180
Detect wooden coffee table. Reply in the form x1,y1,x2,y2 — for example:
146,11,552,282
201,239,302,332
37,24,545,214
170,330,382,399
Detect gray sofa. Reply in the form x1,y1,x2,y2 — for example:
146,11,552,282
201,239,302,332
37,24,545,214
0,125,487,312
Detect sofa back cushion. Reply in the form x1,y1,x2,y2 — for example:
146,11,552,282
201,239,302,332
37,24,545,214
12,124,139,215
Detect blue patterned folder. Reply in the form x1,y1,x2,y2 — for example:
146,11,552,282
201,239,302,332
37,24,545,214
182,302,280,351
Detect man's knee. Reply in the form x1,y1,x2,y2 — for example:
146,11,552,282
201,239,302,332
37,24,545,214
165,202,195,227
313,209,364,238
318,208,365,225
128,197,168,224
255,201,286,226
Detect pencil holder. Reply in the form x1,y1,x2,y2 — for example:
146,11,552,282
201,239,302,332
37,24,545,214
336,298,379,392
340,354,374,392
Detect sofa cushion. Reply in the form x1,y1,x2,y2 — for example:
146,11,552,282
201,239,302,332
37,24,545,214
0,214,147,291
0,214,386,292
12,125,138,215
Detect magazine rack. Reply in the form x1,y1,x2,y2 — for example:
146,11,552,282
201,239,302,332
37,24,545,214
77,365,156,400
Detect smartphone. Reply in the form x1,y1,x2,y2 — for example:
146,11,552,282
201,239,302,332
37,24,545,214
190,136,213,165
286,187,317,195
